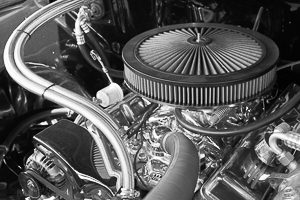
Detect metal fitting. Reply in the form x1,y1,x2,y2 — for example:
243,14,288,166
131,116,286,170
287,160,298,172
277,151,294,167
274,122,291,134
80,22,90,33
119,188,139,199
75,34,85,45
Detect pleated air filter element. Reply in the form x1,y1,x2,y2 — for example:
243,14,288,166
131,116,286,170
122,23,279,107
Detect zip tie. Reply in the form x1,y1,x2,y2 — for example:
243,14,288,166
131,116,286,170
16,29,31,39
42,83,56,99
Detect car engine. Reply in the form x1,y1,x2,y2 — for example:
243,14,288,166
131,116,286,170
1,0,300,200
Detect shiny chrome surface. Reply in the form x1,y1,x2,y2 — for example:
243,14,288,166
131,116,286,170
3,0,135,195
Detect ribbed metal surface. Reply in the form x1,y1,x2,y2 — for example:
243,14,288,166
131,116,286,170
284,133,300,151
92,144,110,179
124,67,276,106
123,23,279,107
139,27,262,75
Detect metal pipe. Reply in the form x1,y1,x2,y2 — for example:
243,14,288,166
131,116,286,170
269,122,291,155
3,0,135,196
269,132,291,155
269,132,300,155
268,123,298,172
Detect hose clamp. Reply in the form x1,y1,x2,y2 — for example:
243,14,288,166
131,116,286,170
80,22,90,34
161,131,175,152
75,34,85,45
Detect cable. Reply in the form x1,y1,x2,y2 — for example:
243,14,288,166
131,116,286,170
2,108,69,149
74,8,123,79
0,108,69,168
86,31,123,78
252,6,264,31
3,157,21,176
77,39,123,79
78,44,109,76
86,31,111,69
70,11,111,50
133,131,148,189
174,91,300,137
277,60,300,71
126,103,158,139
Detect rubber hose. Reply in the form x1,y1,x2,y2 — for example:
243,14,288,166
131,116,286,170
86,31,123,78
175,91,300,137
2,108,69,148
0,108,69,168
78,43,107,77
86,31,111,68
144,132,199,200
78,43,123,79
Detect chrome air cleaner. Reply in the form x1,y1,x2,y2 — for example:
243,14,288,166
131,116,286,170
122,23,278,107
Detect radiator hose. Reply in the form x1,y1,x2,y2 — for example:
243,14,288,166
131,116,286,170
144,132,199,200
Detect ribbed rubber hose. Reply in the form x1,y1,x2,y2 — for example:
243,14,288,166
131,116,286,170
144,132,199,200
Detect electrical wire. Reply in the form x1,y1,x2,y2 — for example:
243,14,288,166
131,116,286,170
277,60,300,71
126,103,158,139
70,11,111,50
77,43,123,80
2,108,69,149
86,31,111,69
74,8,123,79
133,129,148,189
78,43,112,81
85,32,123,79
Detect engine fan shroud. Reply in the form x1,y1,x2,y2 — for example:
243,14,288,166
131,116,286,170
122,23,279,107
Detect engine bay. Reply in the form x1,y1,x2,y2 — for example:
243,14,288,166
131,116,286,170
1,0,300,199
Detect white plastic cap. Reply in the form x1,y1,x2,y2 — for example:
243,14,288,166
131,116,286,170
96,83,124,107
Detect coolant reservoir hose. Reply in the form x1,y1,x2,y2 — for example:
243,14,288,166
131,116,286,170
144,132,199,200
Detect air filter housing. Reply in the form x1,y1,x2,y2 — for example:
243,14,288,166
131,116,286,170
122,23,279,107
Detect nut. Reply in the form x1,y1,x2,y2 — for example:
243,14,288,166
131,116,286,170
277,151,294,166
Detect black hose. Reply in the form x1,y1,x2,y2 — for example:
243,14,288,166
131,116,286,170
78,43,123,79
86,31,111,69
175,91,300,137
0,108,69,168
78,43,106,73
144,132,199,200
2,108,69,148
86,31,123,78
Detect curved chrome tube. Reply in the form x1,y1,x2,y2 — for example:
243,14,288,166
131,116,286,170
3,0,135,196
269,123,298,172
